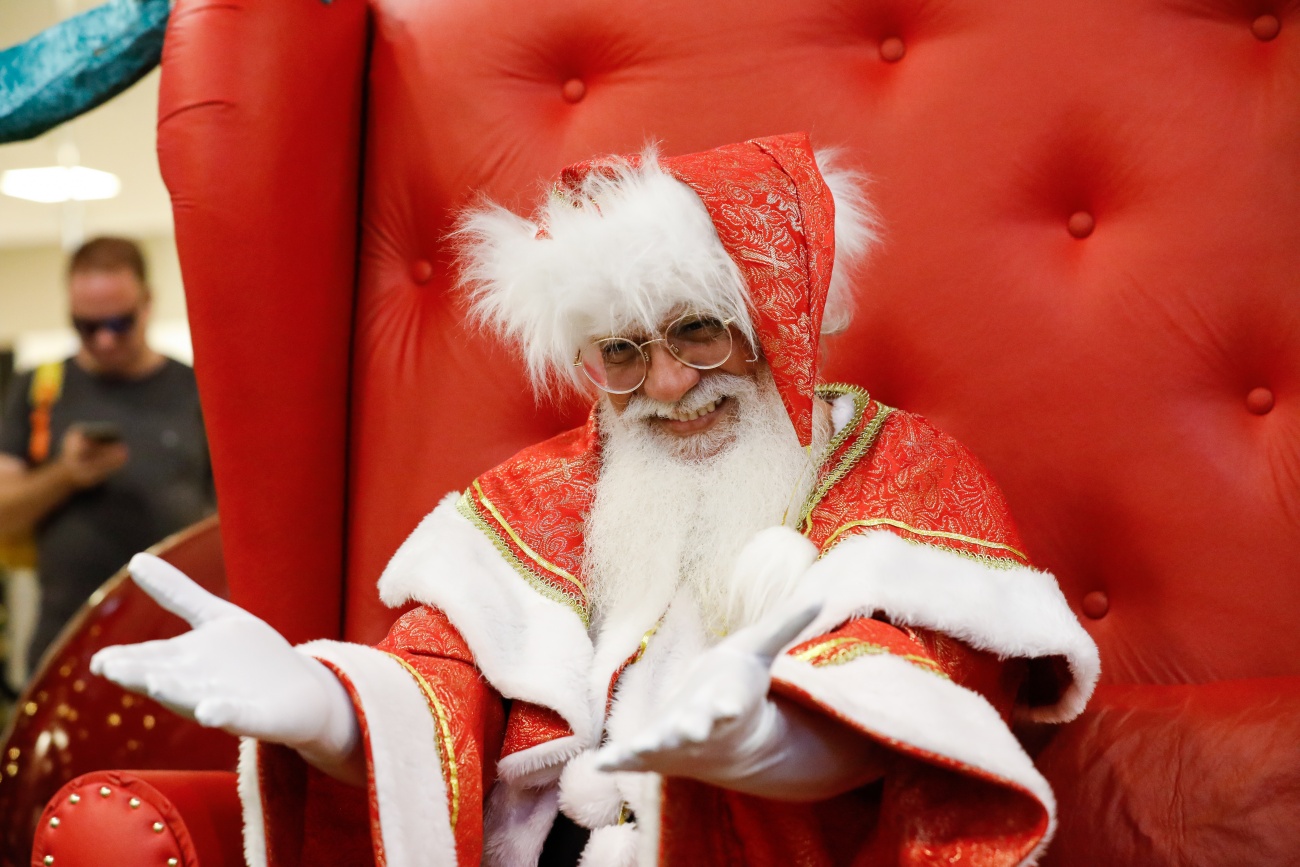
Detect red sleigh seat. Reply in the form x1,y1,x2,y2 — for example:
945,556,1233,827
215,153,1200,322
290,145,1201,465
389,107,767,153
9,0,1300,863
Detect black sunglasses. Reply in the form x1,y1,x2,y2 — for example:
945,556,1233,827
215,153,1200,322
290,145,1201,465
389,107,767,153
72,311,138,340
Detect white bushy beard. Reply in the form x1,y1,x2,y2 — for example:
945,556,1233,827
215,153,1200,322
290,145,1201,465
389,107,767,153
583,367,830,638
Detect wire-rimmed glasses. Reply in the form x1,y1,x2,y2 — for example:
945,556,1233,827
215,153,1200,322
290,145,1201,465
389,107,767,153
574,313,736,394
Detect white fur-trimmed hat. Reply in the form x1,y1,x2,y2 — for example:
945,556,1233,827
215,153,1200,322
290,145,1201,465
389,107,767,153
455,133,879,445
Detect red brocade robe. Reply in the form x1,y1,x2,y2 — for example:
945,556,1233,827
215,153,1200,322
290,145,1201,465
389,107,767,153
240,386,1099,867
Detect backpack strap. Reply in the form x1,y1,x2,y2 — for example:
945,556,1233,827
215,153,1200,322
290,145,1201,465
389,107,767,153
27,361,64,464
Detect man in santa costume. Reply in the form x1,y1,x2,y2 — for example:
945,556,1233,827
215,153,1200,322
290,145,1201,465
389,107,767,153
93,132,1099,867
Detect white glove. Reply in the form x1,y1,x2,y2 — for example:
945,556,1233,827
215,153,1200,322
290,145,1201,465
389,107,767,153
90,553,361,777
596,527,884,800
596,598,817,774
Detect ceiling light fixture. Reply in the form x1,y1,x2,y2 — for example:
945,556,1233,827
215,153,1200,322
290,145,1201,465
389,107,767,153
1,166,122,203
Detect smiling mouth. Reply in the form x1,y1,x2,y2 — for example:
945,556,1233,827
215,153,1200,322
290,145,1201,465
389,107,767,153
647,397,733,431
654,396,726,422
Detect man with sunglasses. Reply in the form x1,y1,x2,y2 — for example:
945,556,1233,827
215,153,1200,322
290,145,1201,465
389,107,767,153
94,136,1096,866
0,236,213,671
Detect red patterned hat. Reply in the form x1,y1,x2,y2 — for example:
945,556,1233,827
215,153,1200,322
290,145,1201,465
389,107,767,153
458,133,878,447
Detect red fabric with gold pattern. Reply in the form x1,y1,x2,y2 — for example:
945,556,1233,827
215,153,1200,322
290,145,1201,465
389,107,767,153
450,385,1051,864
255,741,375,867
657,775,880,866
659,763,1046,867
662,133,835,447
803,387,1032,567
553,133,836,447
787,616,1027,724
763,614,1045,866
655,614,1041,867
457,412,600,621
501,701,574,760
374,608,505,866
904,625,1030,725
787,615,947,678
257,608,504,867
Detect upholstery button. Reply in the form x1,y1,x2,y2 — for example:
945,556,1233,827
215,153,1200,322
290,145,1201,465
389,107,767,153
1082,591,1109,619
410,259,433,284
1067,211,1095,239
1252,14,1280,41
562,78,586,103
1246,386,1275,414
880,37,906,62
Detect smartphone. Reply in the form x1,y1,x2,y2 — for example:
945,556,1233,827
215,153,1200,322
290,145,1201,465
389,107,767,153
78,421,124,444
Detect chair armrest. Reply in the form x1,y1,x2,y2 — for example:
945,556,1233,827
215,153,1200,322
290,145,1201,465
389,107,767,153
32,770,241,867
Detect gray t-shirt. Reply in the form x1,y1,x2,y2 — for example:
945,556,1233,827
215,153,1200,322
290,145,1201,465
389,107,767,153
0,357,214,663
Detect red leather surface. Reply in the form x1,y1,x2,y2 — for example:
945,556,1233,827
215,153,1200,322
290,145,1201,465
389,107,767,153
156,0,369,646
31,770,242,867
147,0,1300,864
1037,680,1300,867
0,520,238,865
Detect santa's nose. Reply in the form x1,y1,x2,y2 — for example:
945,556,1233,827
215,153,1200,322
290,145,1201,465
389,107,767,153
639,342,700,404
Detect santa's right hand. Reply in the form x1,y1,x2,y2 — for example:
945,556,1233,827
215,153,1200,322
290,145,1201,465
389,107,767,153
90,554,358,763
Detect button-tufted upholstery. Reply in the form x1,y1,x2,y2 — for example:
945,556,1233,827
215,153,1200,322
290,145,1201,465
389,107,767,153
34,0,1300,863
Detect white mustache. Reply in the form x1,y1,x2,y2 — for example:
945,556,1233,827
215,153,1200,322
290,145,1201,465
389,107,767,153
621,374,751,422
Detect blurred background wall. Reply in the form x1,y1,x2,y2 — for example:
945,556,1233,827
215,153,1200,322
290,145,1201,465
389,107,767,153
0,1,189,372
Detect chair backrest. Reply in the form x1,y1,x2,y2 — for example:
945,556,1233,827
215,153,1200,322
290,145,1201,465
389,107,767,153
161,0,1300,691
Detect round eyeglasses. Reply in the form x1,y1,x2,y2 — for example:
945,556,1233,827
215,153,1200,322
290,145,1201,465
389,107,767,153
574,313,736,394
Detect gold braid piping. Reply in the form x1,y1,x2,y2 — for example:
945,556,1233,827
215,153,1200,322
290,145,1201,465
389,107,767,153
386,653,461,831
470,482,587,598
791,636,860,662
799,386,893,531
456,492,590,627
794,637,947,677
820,518,1028,567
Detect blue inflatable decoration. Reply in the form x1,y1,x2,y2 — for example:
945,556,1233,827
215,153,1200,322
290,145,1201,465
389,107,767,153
0,0,170,144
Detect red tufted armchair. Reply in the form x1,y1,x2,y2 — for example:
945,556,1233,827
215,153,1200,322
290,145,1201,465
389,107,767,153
11,0,1300,863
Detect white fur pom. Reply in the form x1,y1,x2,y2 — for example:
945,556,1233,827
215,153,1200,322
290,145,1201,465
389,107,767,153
578,823,640,867
559,749,626,830
723,526,820,632
814,149,882,335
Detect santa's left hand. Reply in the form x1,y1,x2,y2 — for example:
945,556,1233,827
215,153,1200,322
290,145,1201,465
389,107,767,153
595,600,819,782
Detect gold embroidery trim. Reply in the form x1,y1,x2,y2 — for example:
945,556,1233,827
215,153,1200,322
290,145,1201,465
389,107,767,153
791,636,860,661
471,481,587,598
457,492,590,627
629,621,660,667
821,517,1028,564
386,653,461,831
799,385,893,531
793,637,947,677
